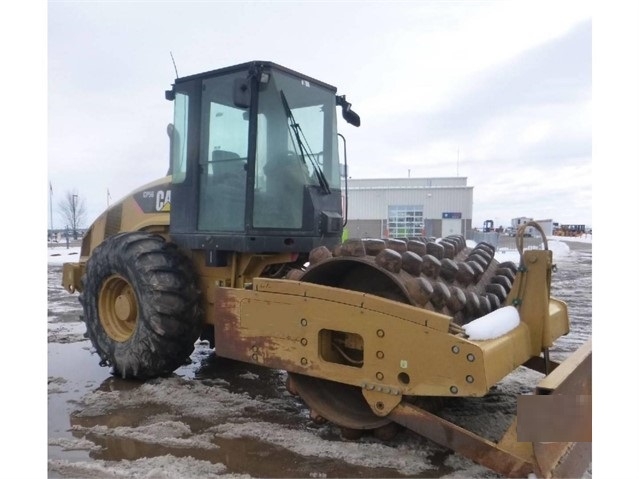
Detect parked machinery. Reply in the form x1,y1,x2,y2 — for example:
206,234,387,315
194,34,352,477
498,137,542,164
63,61,591,478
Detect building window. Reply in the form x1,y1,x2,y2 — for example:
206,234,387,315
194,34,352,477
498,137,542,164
387,205,424,238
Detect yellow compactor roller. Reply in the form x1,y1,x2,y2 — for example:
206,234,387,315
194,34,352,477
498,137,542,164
62,61,591,478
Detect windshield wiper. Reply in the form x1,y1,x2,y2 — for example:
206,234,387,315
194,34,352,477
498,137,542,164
280,90,331,194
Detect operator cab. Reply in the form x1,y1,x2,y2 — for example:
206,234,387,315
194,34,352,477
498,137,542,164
165,61,359,261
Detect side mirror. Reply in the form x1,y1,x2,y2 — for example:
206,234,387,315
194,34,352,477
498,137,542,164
342,106,360,127
336,95,360,127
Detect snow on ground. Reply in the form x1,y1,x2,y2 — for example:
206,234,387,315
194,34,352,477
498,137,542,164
466,234,587,265
48,245,81,265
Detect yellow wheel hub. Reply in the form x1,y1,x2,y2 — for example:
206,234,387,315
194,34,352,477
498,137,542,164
99,275,138,342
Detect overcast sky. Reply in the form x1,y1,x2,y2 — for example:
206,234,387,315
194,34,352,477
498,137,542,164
46,1,594,230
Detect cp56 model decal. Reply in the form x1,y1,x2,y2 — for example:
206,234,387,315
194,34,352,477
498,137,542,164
133,187,172,213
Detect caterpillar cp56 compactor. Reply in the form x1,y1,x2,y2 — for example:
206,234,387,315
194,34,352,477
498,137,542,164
62,61,591,478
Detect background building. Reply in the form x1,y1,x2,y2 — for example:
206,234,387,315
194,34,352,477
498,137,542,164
342,177,473,239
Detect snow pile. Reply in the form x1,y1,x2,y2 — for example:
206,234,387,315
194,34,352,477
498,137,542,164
48,246,81,265
463,305,520,340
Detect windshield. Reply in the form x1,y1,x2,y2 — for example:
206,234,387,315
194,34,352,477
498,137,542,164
253,70,339,229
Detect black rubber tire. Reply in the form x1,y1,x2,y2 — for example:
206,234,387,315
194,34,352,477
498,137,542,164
79,232,203,379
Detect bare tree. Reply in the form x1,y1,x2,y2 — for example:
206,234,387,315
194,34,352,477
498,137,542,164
58,190,87,239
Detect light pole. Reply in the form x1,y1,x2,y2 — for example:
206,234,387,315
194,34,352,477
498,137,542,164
72,194,78,240
49,182,53,237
